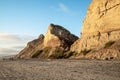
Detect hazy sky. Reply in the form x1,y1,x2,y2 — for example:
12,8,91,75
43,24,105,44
0,0,92,57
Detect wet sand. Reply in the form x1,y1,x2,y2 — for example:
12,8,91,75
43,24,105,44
0,59,120,80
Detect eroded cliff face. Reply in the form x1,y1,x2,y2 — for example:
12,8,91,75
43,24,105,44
71,0,120,60
82,0,120,36
83,39,120,60
16,24,78,59
71,30,120,53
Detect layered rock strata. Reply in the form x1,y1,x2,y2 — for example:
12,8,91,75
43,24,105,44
71,0,120,60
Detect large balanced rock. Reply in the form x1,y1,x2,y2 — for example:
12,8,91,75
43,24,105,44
16,24,78,59
44,24,78,50
41,24,78,58
71,0,120,60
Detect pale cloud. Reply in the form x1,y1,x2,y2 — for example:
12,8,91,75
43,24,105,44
0,48,19,57
0,45,25,57
0,33,23,43
51,3,70,13
0,33,35,57
21,35,36,42
11,46,25,50
59,3,69,13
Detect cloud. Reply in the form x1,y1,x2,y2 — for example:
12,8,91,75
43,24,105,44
11,46,25,50
0,33,23,43
0,33,35,57
0,45,25,57
59,3,69,13
50,3,70,13
21,34,36,42
0,48,19,57
0,33,35,45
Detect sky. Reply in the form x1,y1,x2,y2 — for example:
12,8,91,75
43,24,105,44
0,0,92,57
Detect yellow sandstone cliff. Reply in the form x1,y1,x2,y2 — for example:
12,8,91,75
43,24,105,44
71,0,120,60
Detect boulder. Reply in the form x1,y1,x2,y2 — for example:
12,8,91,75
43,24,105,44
44,24,78,51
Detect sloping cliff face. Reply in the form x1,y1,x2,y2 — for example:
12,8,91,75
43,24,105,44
16,24,78,59
71,0,120,60
16,34,44,58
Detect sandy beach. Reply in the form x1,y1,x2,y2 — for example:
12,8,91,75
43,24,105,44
0,59,120,80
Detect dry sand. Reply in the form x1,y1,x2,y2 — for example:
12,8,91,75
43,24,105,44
0,59,120,80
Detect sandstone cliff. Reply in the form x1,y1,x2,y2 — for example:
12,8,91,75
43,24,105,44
16,0,120,60
82,0,120,36
16,24,78,59
71,0,120,60
85,40,120,60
